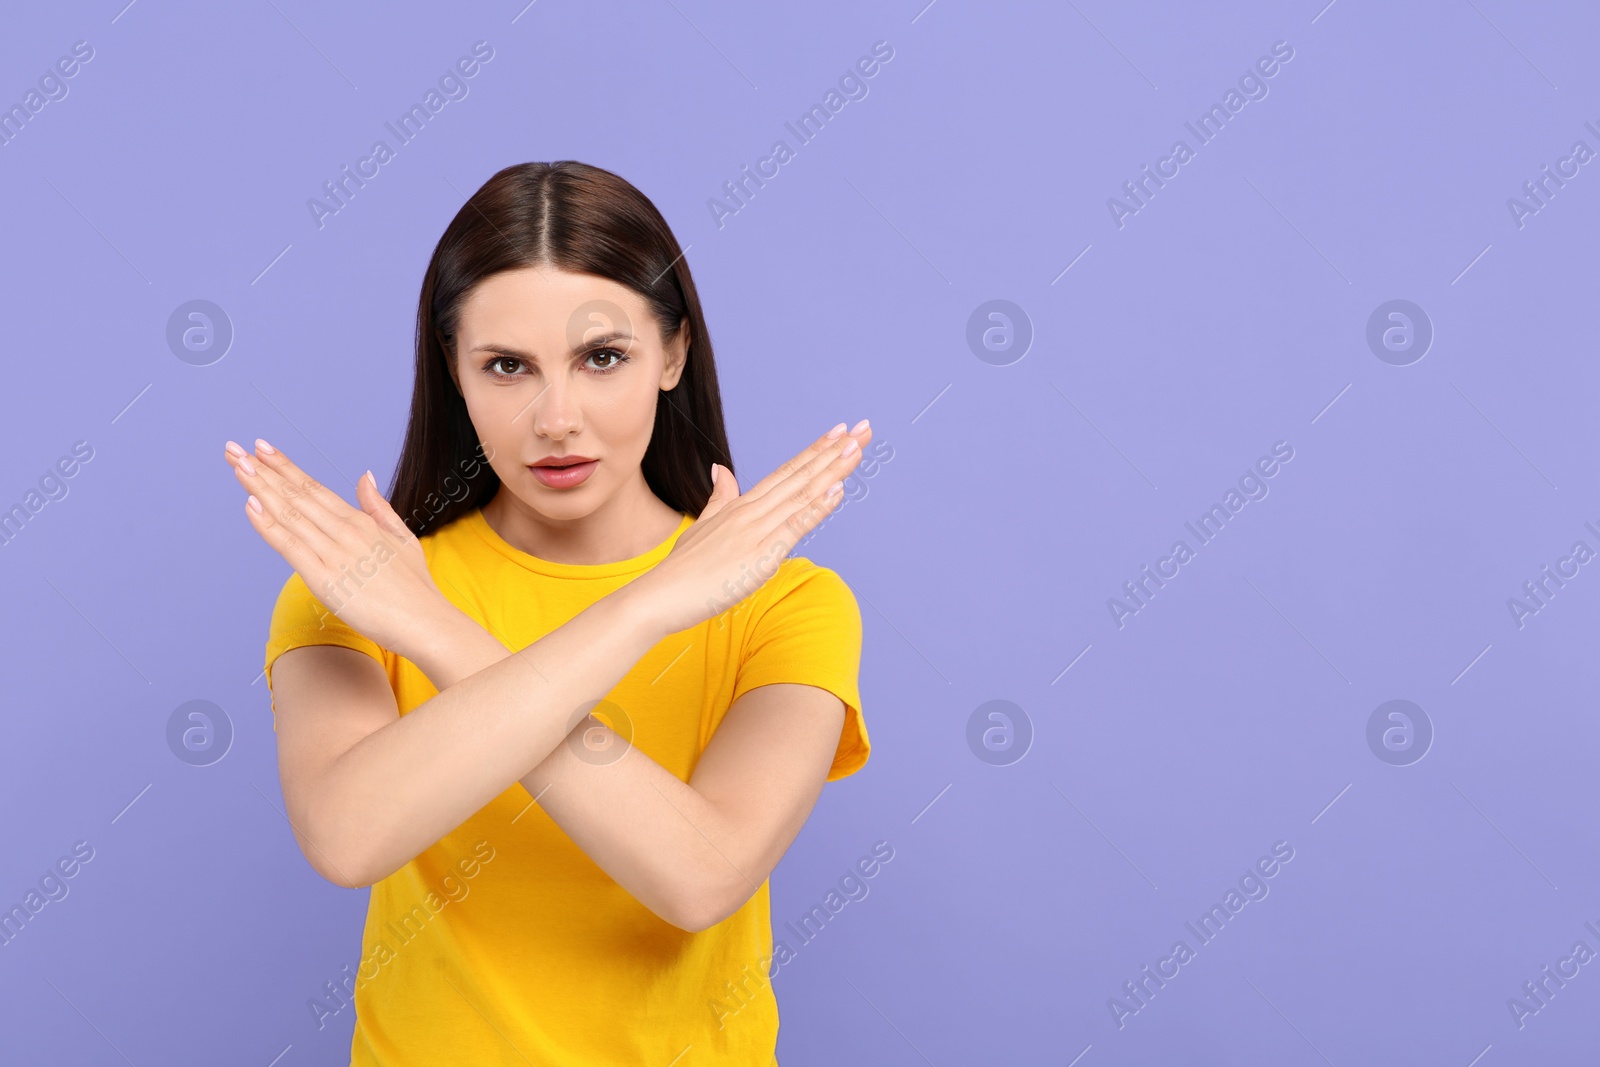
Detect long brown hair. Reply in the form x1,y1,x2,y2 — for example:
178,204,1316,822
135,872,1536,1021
388,160,734,538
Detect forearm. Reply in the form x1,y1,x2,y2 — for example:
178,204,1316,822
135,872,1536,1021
519,734,757,931
382,591,755,926
313,583,667,887
403,592,519,692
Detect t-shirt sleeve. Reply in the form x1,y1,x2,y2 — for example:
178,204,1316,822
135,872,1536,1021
730,561,870,781
262,571,387,731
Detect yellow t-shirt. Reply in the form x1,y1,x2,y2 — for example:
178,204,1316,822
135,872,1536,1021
262,504,870,1066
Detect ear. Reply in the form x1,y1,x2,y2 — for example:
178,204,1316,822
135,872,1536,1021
659,318,690,392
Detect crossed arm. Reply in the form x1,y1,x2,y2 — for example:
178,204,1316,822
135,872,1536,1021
244,423,869,933
272,591,846,932
414,605,847,932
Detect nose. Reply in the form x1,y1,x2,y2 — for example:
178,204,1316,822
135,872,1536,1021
530,376,581,440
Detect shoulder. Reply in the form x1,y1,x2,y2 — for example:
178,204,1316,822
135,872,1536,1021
761,556,857,606
741,556,862,639
263,569,385,673
268,569,327,628
266,570,360,646
731,557,870,780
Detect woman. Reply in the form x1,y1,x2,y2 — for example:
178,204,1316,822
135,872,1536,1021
225,161,874,1065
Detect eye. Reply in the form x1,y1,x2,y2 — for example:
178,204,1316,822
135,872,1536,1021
484,356,524,379
583,347,631,374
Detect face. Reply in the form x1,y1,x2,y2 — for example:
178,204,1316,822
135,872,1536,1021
450,266,687,522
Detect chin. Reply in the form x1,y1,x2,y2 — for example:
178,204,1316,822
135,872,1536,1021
521,479,606,516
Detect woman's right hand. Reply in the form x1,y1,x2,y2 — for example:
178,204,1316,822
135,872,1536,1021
631,420,873,635
225,439,461,664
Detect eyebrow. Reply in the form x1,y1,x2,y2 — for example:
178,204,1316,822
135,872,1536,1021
469,332,635,361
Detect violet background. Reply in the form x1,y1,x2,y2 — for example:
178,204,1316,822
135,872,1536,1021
2,0,1598,1063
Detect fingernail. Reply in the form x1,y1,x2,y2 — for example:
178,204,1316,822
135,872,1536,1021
238,455,257,476
842,437,860,457
256,438,277,455
224,440,246,458
247,494,263,514
825,422,847,439
851,419,869,434
364,469,375,487
711,463,720,485
826,480,844,499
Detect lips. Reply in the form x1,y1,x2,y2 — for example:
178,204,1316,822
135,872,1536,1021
527,457,598,489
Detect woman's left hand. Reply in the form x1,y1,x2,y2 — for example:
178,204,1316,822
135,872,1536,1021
225,438,453,659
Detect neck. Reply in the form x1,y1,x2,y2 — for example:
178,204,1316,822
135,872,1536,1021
481,469,684,565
